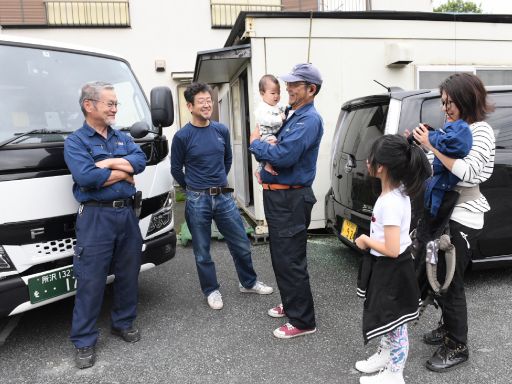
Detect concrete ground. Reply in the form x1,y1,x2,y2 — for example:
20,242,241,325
0,198,510,384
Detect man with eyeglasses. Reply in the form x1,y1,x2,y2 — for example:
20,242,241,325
171,82,273,311
64,81,147,369
249,63,324,339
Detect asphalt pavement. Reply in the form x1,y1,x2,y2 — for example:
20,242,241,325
1,212,511,383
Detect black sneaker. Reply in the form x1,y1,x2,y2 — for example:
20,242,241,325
423,324,447,345
75,346,95,369
111,326,141,343
426,337,469,372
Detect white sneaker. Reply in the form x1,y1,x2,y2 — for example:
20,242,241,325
239,281,273,295
355,347,391,373
359,367,405,384
207,290,223,310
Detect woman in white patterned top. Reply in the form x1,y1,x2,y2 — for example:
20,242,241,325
412,72,495,373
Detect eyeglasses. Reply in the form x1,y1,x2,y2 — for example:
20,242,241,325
285,81,310,88
195,98,213,106
88,99,120,109
441,99,454,109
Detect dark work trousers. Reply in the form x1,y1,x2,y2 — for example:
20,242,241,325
70,204,143,348
436,220,481,345
263,187,316,330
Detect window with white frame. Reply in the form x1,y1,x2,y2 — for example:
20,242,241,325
417,66,512,89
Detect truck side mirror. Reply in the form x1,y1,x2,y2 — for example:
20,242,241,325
150,86,174,133
130,121,150,139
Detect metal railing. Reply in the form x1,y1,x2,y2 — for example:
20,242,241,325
319,0,369,12
0,1,130,27
210,0,369,28
281,0,369,12
211,3,282,28
45,1,130,26
0,1,46,26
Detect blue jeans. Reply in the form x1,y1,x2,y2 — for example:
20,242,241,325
185,191,257,296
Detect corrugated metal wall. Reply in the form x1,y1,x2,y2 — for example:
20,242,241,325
0,0,46,25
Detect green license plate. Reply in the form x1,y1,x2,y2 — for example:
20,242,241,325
28,266,77,304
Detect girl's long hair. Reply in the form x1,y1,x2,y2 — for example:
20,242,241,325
367,135,431,198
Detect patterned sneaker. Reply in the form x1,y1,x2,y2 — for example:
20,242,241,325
239,281,273,295
273,322,316,339
355,347,391,373
207,290,223,310
268,304,286,318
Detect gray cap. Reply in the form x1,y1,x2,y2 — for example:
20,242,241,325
279,63,323,85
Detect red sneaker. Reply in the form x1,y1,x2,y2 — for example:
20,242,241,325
273,322,317,339
268,304,286,318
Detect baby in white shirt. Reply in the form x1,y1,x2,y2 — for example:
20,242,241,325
254,74,286,179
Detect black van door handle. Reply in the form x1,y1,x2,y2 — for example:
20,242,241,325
344,155,356,173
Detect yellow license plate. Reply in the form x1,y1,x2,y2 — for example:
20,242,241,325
341,219,357,242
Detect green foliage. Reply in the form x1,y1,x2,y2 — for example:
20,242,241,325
434,0,483,13
175,190,186,202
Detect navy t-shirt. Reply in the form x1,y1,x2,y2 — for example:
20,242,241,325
170,121,232,189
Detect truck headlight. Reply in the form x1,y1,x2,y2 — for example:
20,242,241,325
147,207,173,236
0,246,14,270
146,190,174,236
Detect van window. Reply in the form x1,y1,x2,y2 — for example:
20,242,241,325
420,98,445,129
488,107,512,150
342,105,388,160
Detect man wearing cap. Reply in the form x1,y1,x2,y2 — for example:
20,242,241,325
249,63,324,339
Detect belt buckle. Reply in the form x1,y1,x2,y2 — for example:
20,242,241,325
113,200,124,208
209,187,220,196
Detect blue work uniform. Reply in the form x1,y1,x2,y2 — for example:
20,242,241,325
249,102,323,330
64,122,146,348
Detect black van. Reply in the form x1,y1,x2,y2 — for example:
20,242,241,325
325,87,512,269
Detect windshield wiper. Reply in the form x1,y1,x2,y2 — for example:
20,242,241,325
0,129,74,149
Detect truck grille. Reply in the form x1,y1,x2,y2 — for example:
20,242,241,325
35,238,76,256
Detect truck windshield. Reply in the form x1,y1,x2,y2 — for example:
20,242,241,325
0,43,152,145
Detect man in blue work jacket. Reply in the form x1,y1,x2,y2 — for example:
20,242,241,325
64,81,147,369
249,63,324,339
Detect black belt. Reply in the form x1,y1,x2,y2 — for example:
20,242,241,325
83,198,133,208
187,187,234,196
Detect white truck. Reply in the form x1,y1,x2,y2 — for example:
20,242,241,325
0,34,176,318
